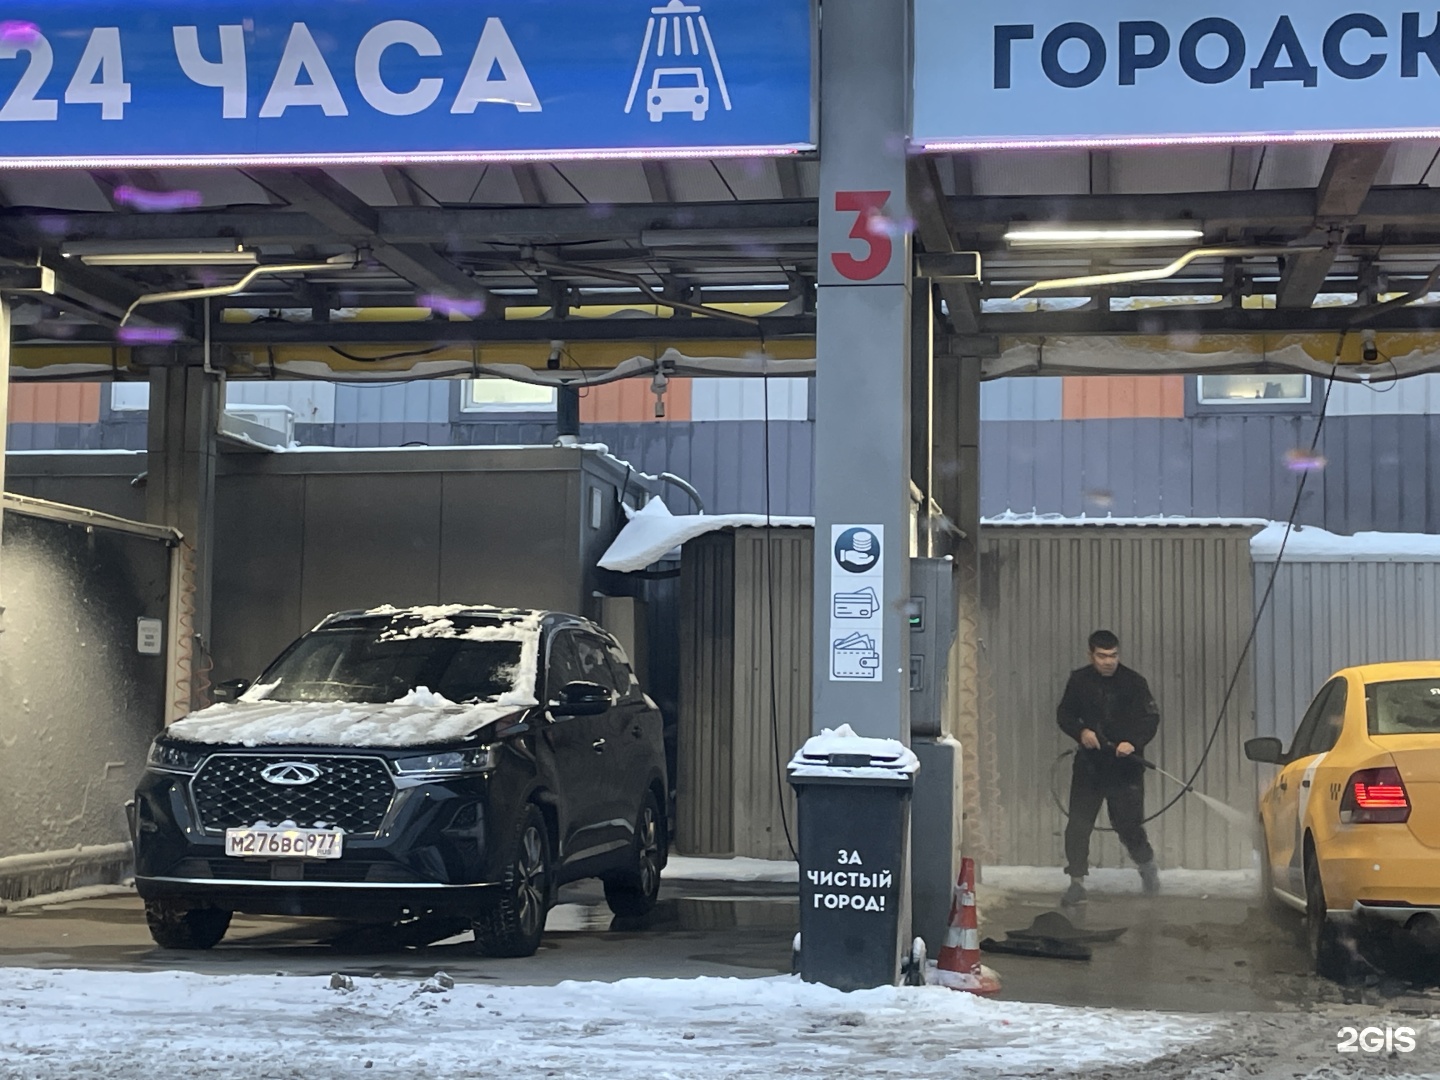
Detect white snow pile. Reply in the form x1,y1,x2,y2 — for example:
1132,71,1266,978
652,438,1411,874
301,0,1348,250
598,496,812,573
982,865,1261,901
1251,522,1440,562
788,724,921,780
665,856,800,883
163,697,532,749
166,606,544,748
0,969,1212,1080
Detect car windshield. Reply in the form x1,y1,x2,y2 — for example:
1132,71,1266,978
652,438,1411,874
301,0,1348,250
1366,677,1440,736
656,71,700,87
256,625,526,705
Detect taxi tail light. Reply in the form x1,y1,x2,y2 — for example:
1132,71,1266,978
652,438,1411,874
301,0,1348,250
1340,767,1411,823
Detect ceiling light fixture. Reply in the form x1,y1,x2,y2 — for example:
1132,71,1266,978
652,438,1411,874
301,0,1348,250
62,240,258,267
1004,225,1205,249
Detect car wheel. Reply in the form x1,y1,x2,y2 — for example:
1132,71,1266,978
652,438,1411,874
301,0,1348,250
1304,848,1348,980
473,803,551,958
144,901,231,950
603,791,665,919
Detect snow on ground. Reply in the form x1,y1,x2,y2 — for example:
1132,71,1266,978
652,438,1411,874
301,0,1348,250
665,855,799,883
0,884,134,914
0,968,1211,1080
980,865,1260,901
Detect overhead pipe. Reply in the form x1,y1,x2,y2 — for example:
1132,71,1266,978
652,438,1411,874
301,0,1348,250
1010,245,1323,302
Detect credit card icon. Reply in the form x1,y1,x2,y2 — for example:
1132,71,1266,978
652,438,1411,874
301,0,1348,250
833,586,879,619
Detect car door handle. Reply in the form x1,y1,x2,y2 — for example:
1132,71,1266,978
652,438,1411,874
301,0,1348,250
592,738,607,751
1301,779,1310,788
630,724,644,739
1278,781,1288,791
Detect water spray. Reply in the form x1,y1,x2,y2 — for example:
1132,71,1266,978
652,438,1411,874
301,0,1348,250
1048,747,1254,831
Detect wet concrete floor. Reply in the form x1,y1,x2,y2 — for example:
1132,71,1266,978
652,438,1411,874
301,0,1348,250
976,889,1341,1013
0,878,799,986
1,877,1436,1014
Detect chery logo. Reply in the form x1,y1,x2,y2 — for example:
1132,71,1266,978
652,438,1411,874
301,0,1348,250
259,762,322,786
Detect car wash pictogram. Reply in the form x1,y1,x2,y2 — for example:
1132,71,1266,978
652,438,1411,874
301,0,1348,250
625,0,733,122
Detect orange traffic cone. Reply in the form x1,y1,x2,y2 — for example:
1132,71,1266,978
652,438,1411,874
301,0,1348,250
931,857,1001,995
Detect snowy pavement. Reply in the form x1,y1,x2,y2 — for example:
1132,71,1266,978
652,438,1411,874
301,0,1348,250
0,967,1211,1080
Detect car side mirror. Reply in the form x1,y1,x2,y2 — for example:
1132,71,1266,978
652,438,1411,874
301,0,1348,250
212,678,251,704
1244,737,1286,765
550,680,612,717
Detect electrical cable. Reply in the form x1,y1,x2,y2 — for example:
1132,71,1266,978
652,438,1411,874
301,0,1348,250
328,346,446,364
761,368,798,859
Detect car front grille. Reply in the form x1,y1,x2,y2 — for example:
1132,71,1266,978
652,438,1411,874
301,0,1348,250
191,754,395,836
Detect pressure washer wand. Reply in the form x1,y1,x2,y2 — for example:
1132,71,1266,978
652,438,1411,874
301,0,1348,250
1100,740,1194,793
1132,754,1194,793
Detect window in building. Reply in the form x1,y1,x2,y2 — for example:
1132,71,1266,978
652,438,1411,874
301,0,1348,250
109,383,151,411
1196,374,1311,405
460,379,556,412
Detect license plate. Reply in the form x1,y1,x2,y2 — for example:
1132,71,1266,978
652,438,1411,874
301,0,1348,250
224,827,343,859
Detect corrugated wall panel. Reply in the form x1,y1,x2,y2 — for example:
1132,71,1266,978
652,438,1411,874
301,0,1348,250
1253,559,1440,742
980,525,1257,870
9,383,101,425
225,382,336,424
1328,373,1440,416
677,533,735,855
691,378,810,422
1062,376,1185,419
730,529,812,861
979,378,1063,421
580,379,692,423
585,420,813,516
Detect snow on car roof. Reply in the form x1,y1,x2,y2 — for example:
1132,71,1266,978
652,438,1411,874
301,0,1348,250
164,605,551,748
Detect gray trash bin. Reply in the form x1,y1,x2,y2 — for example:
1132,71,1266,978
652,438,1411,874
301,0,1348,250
787,725,918,991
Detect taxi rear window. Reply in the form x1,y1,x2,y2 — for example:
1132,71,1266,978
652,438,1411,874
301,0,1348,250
1366,679,1440,736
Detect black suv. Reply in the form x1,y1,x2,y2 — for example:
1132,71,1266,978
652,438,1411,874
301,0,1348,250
131,606,668,957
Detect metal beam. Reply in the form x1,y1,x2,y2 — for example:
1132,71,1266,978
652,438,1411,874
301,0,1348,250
246,170,488,301
945,186,1440,235
0,231,192,332
1277,143,1391,309
0,200,821,248
909,157,981,333
208,314,812,346
971,304,1440,336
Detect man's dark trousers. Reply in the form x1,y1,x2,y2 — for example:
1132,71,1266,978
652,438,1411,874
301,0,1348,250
1063,750,1154,878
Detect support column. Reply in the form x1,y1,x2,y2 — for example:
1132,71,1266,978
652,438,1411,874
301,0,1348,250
812,0,913,742
911,285,934,557
935,353,985,860
145,361,220,720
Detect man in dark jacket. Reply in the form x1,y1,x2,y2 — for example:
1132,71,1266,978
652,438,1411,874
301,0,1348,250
1056,629,1161,905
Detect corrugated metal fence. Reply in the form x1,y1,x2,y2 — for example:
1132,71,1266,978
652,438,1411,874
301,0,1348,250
678,522,1260,870
678,529,811,861
1253,554,1440,742
980,524,1259,870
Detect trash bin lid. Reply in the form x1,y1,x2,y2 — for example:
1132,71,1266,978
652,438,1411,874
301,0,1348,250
787,724,919,784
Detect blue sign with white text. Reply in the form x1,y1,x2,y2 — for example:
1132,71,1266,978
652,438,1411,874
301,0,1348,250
0,0,813,165
914,0,1440,148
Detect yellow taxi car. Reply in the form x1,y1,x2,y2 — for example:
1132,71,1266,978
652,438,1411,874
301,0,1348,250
1246,662,1440,976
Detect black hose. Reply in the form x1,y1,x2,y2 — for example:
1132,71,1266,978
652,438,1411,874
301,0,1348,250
1048,746,1194,832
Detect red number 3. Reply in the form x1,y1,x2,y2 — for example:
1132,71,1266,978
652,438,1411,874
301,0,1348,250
830,190,893,281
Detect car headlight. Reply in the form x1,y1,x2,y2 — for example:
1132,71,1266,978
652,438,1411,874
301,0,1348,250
393,746,498,775
147,741,207,774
